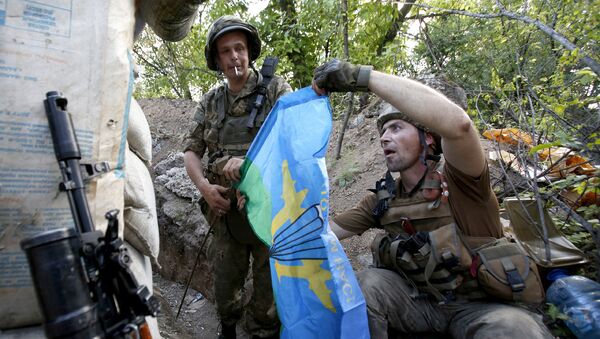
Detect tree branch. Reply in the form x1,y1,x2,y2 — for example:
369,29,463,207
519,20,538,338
396,1,600,75
133,48,183,98
376,0,416,56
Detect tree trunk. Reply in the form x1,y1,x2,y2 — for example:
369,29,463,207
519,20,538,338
336,0,415,158
334,0,353,160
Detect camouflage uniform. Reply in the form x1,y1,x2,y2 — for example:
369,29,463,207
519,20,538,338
184,69,291,337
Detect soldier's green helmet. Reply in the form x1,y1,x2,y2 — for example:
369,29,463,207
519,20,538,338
204,15,261,71
376,102,427,134
377,102,443,155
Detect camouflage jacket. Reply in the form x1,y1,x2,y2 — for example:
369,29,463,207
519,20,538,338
184,69,291,159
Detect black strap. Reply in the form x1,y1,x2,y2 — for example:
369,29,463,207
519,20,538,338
417,129,441,163
501,257,526,293
370,171,396,219
246,56,278,129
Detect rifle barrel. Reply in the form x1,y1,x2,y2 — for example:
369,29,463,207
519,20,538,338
44,91,95,233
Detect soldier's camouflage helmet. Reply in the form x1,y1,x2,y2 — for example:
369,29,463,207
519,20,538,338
204,15,261,71
376,102,426,134
377,102,443,154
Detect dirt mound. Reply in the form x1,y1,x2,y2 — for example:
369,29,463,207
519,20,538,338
139,98,197,166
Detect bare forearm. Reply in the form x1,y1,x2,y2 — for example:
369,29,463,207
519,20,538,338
368,71,485,176
368,71,471,139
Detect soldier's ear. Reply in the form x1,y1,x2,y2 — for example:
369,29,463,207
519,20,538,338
425,132,435,147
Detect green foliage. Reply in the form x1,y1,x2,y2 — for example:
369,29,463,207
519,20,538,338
412,0,599,140
348,2,397,66
133,0,255,99
134,0,423,97
546,303,569,322
544,303,573,338
133,24,212,99
257,0,339,89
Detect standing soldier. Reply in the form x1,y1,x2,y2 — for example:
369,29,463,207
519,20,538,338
183,15,292,339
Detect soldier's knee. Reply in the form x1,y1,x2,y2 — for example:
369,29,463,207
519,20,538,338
357,269,389,294
357,269,378,288
357,268,414,303
475,307,550,338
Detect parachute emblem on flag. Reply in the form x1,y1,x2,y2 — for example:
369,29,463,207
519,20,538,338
238,87,370,338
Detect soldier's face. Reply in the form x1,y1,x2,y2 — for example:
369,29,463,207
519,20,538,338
380,119,422,172
216,31,249,80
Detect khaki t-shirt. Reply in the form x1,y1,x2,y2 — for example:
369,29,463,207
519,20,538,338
333,160,503,238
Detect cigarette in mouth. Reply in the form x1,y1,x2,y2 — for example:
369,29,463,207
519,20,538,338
234,67,240,76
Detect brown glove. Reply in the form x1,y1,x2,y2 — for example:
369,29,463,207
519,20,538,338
313,58,373,92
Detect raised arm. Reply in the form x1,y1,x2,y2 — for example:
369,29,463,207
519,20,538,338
313,59,485,177
367,71,485,177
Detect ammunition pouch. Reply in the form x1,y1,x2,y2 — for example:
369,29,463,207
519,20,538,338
372,223,545,303
371,224,472,301
206,154,232,176
475,241,544,303
205,154,242,187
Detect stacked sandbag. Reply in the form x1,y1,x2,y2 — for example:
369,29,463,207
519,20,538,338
0,0,200,337
124,99,160,262
127,99,153,166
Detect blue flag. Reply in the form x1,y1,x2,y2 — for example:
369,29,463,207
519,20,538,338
238,87,370,338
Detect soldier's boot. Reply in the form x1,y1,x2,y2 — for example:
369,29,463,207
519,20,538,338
218,323,236,339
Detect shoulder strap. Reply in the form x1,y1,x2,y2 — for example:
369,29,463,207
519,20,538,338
370,171,397,219
246,56,279,129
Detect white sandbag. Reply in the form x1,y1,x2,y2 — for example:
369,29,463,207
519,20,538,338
0,0,135,328
124,147,160,260
127,98,153,165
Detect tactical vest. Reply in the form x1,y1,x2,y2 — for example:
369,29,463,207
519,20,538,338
371,160,544,303
203,74,268,159
201,64,278,246
379,187,455,236
203,57,279,161
371,160,487,302
376,158,453,235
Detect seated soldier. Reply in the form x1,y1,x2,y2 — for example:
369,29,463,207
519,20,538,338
312,59,553,338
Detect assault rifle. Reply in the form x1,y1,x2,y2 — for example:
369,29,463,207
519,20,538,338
20,91,159,339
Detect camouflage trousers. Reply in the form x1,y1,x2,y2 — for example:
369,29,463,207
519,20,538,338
206,205,280,337
358,268,553,339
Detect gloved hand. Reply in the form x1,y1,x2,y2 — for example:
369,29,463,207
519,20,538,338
312,58,373,93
